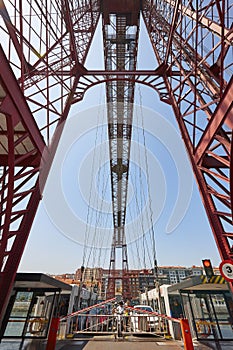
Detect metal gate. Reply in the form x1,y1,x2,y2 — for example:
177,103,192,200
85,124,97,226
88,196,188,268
59,300,169,339
49,299,194,349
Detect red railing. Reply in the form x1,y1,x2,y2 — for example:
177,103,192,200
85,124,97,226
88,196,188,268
46,301,194,350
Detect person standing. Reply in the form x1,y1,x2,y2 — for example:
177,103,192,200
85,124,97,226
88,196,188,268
124,299,130,331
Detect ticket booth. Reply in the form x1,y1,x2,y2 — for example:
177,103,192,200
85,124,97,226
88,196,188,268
167,275,233,342
0,273,72,340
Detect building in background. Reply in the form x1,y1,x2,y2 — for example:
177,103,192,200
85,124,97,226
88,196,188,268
53,265,212,301
158,266,203,285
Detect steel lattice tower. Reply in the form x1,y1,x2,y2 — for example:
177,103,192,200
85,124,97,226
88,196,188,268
102,3,140,299
0,0,232,326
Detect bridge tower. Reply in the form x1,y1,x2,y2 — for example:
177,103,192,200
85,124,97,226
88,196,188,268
101,0,141,299
0,0,232,326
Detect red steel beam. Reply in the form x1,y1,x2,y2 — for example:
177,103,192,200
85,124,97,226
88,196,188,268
0,1,102,327
194,76,233,164
164,0,181,63
0,46,45,324
164,0,233,43
0,0,28,72
142,0,233,295
0,47,45,156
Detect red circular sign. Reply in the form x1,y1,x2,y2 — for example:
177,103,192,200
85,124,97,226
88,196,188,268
219,260,233,281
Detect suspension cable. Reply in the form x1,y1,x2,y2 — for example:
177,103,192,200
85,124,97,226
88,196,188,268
137,84,159,277
82,89,106,267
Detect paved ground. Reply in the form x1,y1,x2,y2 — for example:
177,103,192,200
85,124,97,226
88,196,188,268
0,337,232,350
0,338,182,350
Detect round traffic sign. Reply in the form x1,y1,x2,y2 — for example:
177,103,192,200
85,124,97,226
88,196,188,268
219,260,233,281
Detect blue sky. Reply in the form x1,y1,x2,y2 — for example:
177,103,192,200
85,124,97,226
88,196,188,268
18,15,221,275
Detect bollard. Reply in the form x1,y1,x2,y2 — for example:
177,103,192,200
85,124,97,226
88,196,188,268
46,317,60,350
180,318,194,350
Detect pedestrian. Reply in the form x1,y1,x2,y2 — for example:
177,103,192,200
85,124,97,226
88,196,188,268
124,299,130,331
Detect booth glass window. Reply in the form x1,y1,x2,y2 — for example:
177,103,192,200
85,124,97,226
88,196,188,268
4,291,55,338
181,291,233,341
4,291,33,337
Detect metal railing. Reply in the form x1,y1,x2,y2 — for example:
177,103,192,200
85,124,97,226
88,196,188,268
46,300,194,350
65,312,168,336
